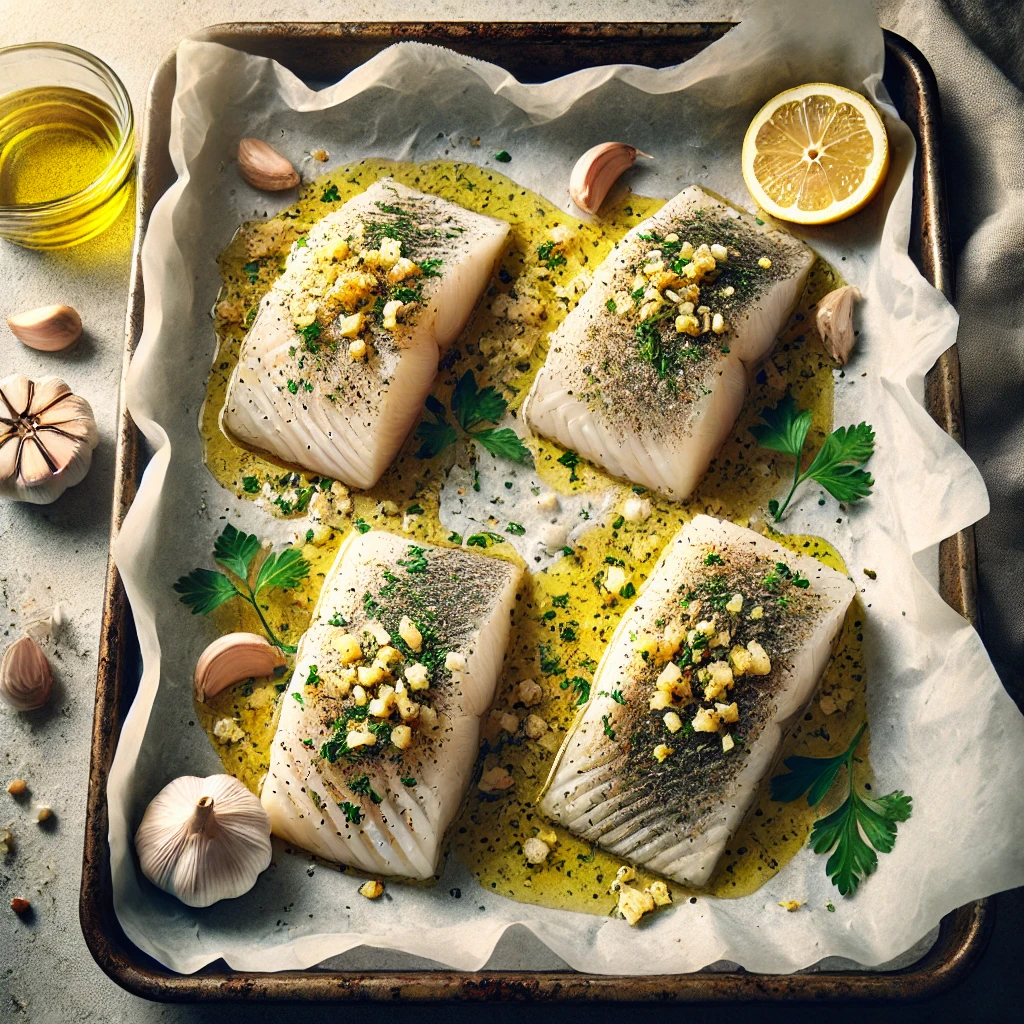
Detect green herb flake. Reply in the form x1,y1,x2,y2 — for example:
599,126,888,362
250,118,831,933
494,150,512,163
242,475,260,494
321,183,340,202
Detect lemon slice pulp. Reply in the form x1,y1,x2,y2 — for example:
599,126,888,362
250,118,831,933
741,83,889,225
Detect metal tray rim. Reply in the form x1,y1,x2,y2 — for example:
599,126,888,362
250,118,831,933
79,20,990,1003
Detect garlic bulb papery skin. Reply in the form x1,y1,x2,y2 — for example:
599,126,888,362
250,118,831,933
0,635,53,711
815,285,862,365
0,374,99,504
135,774,272,908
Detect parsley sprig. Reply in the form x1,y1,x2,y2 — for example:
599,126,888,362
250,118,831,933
752,394,875,521
173,523,310,652
770,723,913,896
414,370,531,464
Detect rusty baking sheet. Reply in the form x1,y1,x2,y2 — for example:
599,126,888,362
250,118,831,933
80,22,989,1002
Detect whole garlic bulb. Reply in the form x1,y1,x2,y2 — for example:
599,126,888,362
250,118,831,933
135,774,272,908
0,636,54,711
0,374,99,504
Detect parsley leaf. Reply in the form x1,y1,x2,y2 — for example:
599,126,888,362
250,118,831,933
752,394,875,520
213,523,261,582
174,523,309,652
557,449,581,482
452,370,506,429
414,419,459,459
414,370,530,465
172,569,240,615
473,427,531,463
321,183,340,202
771,724,913,896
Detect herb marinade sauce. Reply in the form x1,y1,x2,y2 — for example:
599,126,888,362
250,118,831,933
197,159,868,912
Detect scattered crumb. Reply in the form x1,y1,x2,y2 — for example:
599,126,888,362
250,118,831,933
623,495,652,523
213,718,245,744
516,678,543,707
863,568,877,579
523,713,548,739
610,865,673,925
35,806,52,823
10,897,30,915
6,779,26,796
478,765,515,794
523,837,551,864
778,899,805,912
358,879,384,899
0,827,12,855
311,148,329,162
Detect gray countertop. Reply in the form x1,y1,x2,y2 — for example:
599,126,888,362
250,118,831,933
1,1,1020,1021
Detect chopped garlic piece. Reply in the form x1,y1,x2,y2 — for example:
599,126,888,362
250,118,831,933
604,565,627,595
478,765,515,794
398,615,422,652
710,243,729,261
653,743,674,763
445,651,468,672
725,593,744,614
367,685,395,717
337,311,363,338
702,660,734,701
692,708,720,733
358,663,385,688
405,662,430,690
348,337,367,360
381,299,404,330
523,837,551,864
663,711,683,733
387,257,421,283
728,645,753,677
716,701,739,724
213,718,245,744
523,714,548,739
711,312,727,335
346,723,377,748
758,256,773,269
379,237,403,265
332,632,363,665
623,496,652,522
517,677,543,706
359,879,384,899
721,732,735,753
750,605,764,620
779,899,805,912
391,724,413,750
648,880,672,907
746,639,772,675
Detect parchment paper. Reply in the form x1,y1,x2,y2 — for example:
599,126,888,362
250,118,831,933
110,0,1024,974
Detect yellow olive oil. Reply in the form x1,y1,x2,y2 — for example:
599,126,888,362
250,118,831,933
198,159,867,917
0,85,130,245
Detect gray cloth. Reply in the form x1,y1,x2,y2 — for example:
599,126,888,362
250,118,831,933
877,0,1024,703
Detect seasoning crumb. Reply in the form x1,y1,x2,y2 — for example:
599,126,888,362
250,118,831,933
523,837,551,864
10,897,30,915
35,806,52,822
311,148,329,162
6,779,27,796
478,765,515,794
863,568,877,579
358,879,384,900
778,899,805,912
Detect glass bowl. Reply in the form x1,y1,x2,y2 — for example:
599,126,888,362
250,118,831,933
0,42,135,249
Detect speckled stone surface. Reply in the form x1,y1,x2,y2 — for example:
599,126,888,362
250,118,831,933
0,2,1020,1022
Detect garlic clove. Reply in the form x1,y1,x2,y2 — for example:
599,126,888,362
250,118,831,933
17,438,53,488
0,375,31,417
816,285,862,365
0,374,99,504
569,142,650,216
135,774,272,907
237,138,300,192
0,635,54,712
194,632,287,702
7,305,83,352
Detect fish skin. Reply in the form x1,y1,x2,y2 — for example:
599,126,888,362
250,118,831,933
221,179,509,490
540,515,855,886
261,530,520,879
524,186,815,499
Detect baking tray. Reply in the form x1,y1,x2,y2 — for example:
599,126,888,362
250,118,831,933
80,21,989,1002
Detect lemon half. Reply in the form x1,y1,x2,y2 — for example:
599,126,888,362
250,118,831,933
741,83,889,225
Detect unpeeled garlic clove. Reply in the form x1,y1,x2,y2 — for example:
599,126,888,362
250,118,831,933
816,285,862,365
7,305,83,352
194,632,287,702
569,142,650,215
135,774,272,907
237,138,300,191
0,636,53,711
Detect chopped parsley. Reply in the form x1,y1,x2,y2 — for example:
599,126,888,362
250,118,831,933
505,522,526,535
242,475,260,494
537,239,567,269
242,260,260,284
493,150,512,163
337,801,363,824
557,449,581,482
321,183,340,202
353,517,371,534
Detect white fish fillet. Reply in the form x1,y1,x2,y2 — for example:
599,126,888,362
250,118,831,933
221,179,509,490
540,515,855,886
261,530,520,879
524,186,814,499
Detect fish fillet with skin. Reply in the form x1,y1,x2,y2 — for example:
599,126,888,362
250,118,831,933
261,530,520,879
524,185,814,499
540,515,855,887
221,178,509,489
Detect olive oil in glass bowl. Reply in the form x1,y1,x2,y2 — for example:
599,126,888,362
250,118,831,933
0,43,134,249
